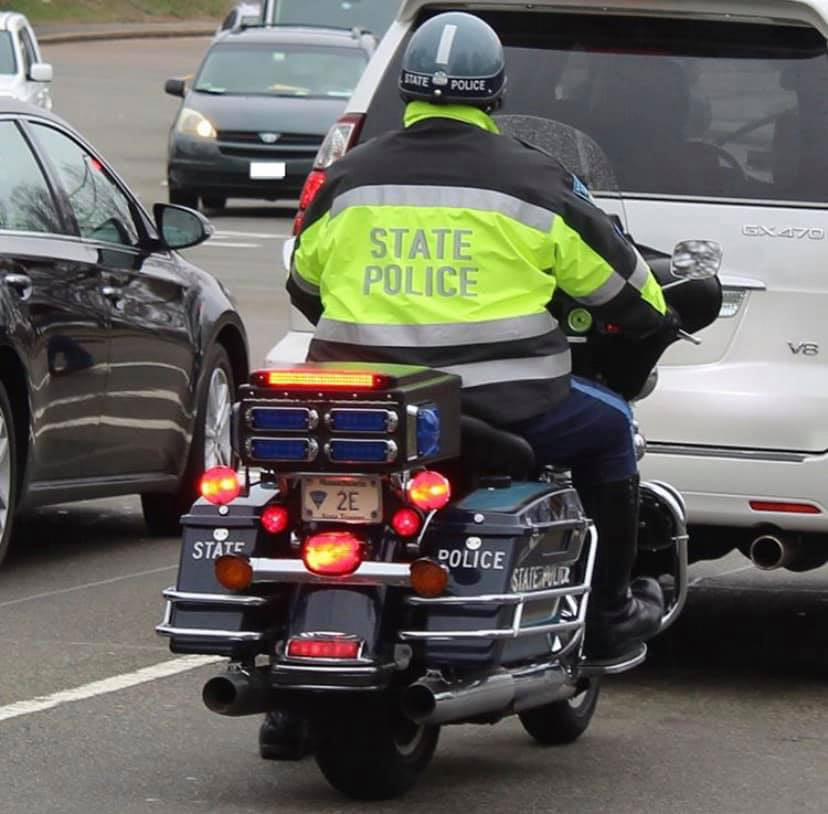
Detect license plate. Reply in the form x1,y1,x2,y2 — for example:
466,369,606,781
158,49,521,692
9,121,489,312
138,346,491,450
301,476,382,523
250,161,286,179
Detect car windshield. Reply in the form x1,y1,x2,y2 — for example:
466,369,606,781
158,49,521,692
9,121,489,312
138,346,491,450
195,43,367,97
0,32,17,75
364,12,828,204
270,0,395,36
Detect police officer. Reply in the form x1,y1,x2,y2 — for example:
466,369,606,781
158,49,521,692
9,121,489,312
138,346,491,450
265,9,672,758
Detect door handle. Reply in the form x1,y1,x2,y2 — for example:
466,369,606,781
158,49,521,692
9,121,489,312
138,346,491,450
100,285,123,303
4,273,32,301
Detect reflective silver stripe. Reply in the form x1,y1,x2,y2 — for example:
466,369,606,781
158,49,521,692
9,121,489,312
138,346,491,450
629,250,650,291
435,23,457,65
314,312,559,347
577,252,651,307
438,351,571,388
330,185,555,233
577,272,625,307
290,263,320,296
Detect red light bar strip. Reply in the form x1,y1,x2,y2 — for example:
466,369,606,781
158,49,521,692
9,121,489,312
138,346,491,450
749,500,821,515
252,369,391,390
286,638,362,660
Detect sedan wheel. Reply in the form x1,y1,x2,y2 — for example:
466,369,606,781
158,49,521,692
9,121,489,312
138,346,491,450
204,366,232,469
141,345,235,536
0,381,18,568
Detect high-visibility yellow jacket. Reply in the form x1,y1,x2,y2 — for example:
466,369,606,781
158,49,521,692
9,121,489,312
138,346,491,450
288,101,667,424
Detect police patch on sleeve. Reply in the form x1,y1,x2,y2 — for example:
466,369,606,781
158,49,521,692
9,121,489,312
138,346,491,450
572,174,594,203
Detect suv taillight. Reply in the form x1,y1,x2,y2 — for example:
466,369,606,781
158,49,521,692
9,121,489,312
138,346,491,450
293,113,365,234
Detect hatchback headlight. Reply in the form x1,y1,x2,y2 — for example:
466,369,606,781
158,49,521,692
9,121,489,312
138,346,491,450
176,108,217,139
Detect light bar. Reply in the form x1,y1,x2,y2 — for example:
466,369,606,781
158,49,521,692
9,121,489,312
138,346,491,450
328,408,397,433
248,407,317,431
286,637,362,660
251,369,392,391
247,437,318,462
327,439,398,463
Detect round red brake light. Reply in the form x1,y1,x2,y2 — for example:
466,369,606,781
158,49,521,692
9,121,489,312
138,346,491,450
391,508,422,538
200,466,240,505
407,471,451,511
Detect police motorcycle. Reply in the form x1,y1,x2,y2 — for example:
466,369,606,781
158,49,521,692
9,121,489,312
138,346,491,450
156,117,723,800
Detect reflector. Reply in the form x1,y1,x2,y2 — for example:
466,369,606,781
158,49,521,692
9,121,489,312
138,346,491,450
303,532,364,575
407,471,451,511
200,466,241,505
261,505,289,534
391,508,422,538
215,555,253,591
749,500,821,515
286,638,362,660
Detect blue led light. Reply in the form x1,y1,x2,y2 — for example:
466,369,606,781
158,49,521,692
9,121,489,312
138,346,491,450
249,438,314,461
250,408,311,431
328,440,395,463
416,405,441,458
329,409,393,433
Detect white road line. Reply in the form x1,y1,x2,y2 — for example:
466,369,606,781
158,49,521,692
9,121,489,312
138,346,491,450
0,565,177,608
690,563,755,586
205,241,262,249
0,655,223,723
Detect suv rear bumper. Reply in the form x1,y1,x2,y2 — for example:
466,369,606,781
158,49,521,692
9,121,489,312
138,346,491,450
640,446,828,533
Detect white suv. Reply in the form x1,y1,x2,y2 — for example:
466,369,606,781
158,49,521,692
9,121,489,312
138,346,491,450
0,12,53,110
270,0,828,573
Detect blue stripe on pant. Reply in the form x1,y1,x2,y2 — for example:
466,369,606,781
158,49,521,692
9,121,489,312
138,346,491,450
506,376,637,486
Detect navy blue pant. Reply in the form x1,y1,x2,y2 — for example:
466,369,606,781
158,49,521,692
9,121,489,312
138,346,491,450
507,376,637,487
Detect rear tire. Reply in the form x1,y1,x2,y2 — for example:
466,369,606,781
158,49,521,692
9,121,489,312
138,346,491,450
202,195,227,210
314,697,439,800
141,344,235,536
169,186,199,209
518,679,601,745
0,381,17,568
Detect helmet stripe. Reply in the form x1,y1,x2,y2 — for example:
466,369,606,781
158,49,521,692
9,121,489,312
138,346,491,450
435,23,457,66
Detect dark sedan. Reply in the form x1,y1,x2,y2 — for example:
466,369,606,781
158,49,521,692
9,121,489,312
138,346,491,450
164,26,372,210
0,99,249,567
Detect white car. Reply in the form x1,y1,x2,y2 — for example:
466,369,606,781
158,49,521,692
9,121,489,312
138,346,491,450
269,0,828,573
0,12,52,110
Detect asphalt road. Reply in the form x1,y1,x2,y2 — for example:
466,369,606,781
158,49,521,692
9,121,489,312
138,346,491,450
0,36,826,814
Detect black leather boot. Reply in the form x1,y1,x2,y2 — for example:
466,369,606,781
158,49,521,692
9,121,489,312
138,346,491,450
259,710,313,760
578,475,665,665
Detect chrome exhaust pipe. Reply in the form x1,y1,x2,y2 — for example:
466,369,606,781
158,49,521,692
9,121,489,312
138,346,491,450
203,672,276,717
402,665,572,726
749,534,795,571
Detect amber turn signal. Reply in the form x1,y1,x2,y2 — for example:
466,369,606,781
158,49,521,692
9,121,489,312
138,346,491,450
215,555,253,591
409,558,449,598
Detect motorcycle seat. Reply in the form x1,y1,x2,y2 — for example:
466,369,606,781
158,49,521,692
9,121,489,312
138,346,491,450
460,415,536,481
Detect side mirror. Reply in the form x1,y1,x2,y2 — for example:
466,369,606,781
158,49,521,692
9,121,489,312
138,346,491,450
153,203,213,250
30,62,53,83
164,78,186,98
670,240,723,280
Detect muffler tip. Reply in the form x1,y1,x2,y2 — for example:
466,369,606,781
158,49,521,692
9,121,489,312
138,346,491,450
402,684,437,724
750,535,786,571
202,676,237,714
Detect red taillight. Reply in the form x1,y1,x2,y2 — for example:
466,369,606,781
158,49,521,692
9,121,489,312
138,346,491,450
286,637,362,660
302,532,363,575
200,466,240,505
750,500,821,515
251,368,392,391
391,508,422,538
293,114,364,235
407,471,451,511
261,505,289,534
